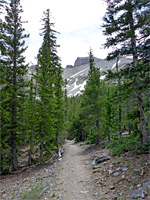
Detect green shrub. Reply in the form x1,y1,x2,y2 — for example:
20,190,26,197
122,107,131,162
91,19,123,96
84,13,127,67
87,129,96,144
106,134,140,155
136,142,150,154
20,185,43,200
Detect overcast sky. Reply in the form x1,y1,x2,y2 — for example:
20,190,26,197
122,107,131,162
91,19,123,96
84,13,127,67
21,0,109,68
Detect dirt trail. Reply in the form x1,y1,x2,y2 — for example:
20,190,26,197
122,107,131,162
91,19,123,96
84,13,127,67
54,140,95,200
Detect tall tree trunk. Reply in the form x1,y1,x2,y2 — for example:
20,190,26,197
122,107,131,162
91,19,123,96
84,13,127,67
28,124,34,166
128,2,148,144
131,39,148,144
56,124,59,154
40,142,44,164
0,152,3,174
116,56,122,137
11,93,18,171
136,93,148,144
107,126,111,141
11,142,18,171
28,78,36,166
95,119,99,145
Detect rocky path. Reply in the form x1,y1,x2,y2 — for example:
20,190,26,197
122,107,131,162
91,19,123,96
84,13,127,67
54,140,95,200
0,140,96,200
1,140,149,199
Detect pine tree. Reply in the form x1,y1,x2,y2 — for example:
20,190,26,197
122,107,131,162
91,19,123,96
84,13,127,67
81,49,103,144
102,0,149,144
54,65,64,148
36,9,63,164
23,76,37,166
0,0,29,171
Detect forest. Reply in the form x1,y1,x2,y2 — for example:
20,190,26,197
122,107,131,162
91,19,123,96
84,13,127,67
0,0,150,175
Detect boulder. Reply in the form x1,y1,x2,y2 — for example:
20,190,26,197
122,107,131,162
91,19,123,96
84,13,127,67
92,156,110,165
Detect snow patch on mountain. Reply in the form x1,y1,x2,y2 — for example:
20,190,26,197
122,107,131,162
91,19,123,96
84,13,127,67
63,56,132,97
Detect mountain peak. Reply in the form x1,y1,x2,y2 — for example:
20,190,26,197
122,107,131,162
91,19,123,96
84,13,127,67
63,57,132,97
66,56,100,69
74,57,90,68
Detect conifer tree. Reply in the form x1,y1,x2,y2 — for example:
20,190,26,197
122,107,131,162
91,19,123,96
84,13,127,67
23,76,37,166
102,0,149,144
54,65,64,148
0,0,29,171
36,9,63,164
81,49,103,144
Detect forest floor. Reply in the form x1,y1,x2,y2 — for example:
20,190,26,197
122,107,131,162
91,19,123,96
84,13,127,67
0,140,150,200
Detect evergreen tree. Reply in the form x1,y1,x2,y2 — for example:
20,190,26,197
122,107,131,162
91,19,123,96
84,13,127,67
102,0,149,144
36,9,63,164
24,76,37,166
80,49,104,144
0,0,29,171
54,65,64,148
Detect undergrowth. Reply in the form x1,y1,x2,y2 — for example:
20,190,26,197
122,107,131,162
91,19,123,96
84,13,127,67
106,134,140,155
20,184,43,200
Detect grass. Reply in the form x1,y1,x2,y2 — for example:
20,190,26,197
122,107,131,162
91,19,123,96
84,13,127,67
52,193,56,198
114,156,123,163
20,185,43,200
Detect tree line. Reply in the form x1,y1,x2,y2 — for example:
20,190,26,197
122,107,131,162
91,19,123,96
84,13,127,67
0,0,64,173
66,0,150,154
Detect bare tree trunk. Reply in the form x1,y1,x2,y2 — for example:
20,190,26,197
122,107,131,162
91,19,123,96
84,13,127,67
95,119,99,145
107,126,111,141
0,152,3,174
137,93,148,144
28,124,34,166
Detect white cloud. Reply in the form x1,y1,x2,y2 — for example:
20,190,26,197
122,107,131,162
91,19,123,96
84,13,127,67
20,0,108,67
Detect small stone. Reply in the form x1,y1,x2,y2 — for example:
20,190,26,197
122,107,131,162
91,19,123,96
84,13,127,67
127,157,134,160
132,176,136,179
92,156,110,165
113,194,119,199
57,197,63,200
133,169,142,174
141,192,145,198
122,167,128,172
108,169,114,174
137,184,142,188
112,172,120,177
117,167,121,171
110,185,115,190
80,190,89,194
84,161,89,165
130,186,134,190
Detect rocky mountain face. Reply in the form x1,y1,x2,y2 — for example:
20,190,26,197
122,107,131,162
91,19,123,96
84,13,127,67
63,57,132,97
27,57,132,97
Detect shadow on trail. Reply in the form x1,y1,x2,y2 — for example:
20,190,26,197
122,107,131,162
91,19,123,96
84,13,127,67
73,141,107,156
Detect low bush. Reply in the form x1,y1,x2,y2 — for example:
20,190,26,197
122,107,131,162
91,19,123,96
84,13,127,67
106,134,140,155
20,185,43,200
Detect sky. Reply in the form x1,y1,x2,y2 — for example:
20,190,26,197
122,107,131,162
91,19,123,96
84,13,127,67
21,0,110,68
